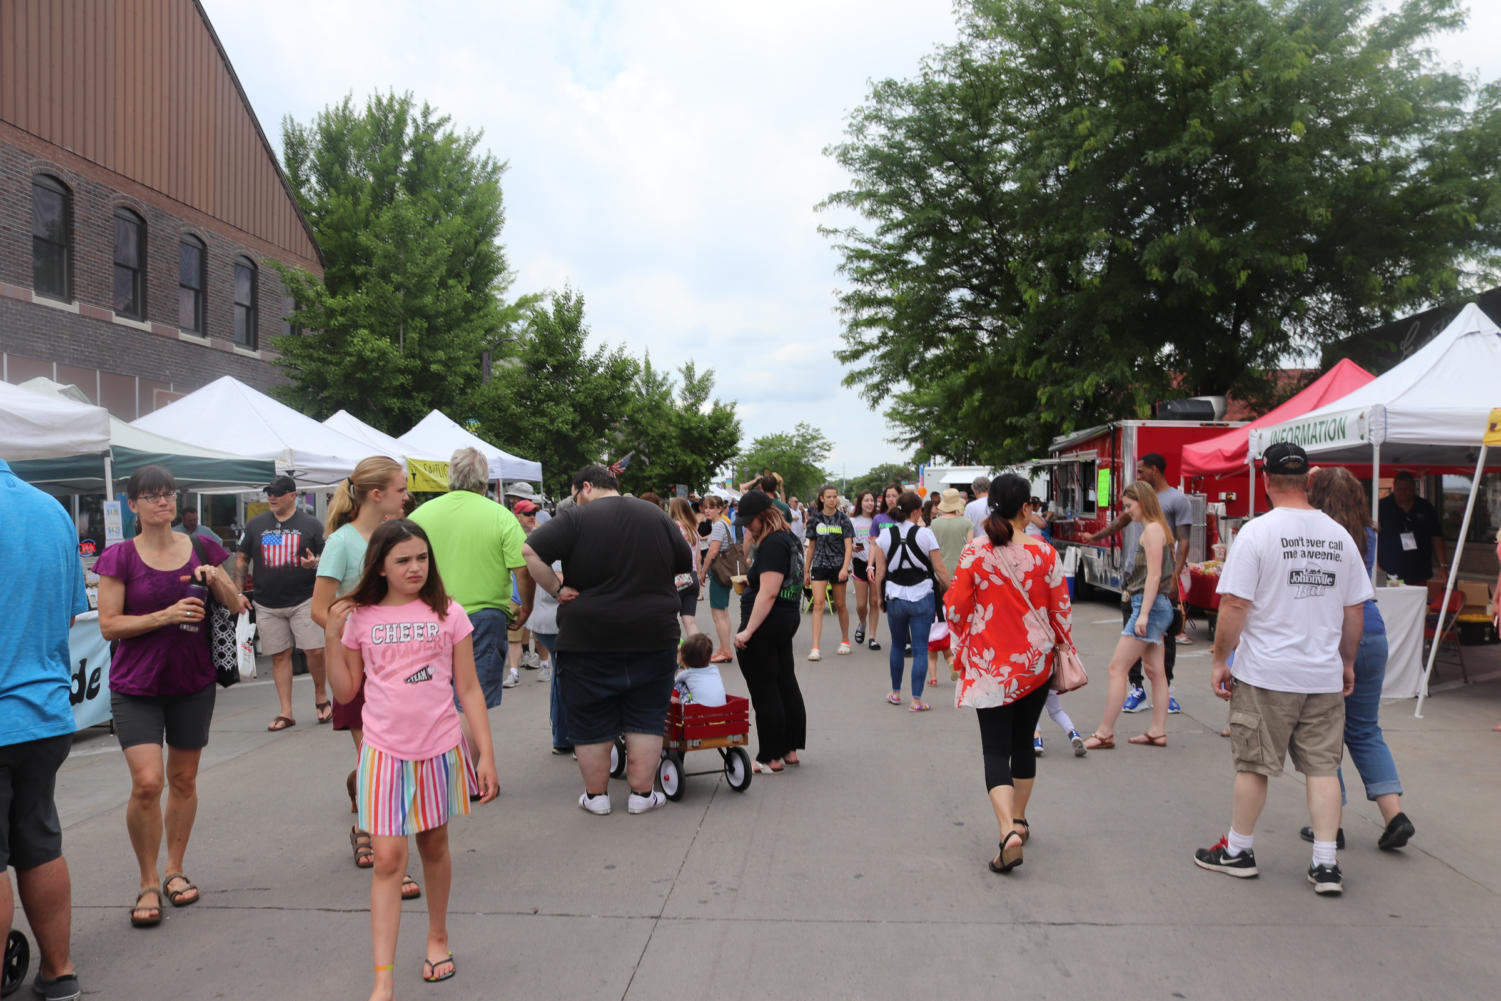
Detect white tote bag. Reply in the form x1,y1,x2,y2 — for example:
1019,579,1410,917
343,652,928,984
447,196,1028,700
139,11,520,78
235,611,258,681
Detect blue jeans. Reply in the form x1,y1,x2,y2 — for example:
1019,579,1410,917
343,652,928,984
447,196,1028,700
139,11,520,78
1339,631,1402,805
535,632,569,750
886,592,935,697
469,608,509,709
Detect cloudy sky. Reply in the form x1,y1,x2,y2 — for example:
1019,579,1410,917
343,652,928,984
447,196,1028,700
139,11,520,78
201,1,1499,480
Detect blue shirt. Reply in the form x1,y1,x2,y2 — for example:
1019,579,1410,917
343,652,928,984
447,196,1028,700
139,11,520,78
0,460,90,746
174,522,223,546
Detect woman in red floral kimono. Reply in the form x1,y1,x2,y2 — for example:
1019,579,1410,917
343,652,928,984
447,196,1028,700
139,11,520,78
944,473,1075,874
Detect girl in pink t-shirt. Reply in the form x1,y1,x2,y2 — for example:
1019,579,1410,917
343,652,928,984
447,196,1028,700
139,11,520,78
330,519,498,996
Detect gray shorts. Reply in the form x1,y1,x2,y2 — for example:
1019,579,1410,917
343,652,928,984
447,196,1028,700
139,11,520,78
0,733,71,869
111,683,217,750
254,597,323,654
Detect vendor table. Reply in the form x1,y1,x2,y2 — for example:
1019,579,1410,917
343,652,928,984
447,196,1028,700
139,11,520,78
1374,585,1427,699
1185,567,1222,611
68,610,112,729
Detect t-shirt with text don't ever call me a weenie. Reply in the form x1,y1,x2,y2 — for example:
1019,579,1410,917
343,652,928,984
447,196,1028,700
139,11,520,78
1215,507,1373,694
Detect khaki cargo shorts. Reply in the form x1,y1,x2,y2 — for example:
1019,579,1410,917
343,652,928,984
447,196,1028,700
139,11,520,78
1228,679,1344,778
253,597,323,655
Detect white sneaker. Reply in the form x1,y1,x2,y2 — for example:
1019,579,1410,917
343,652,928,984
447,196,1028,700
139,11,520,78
522,650,541,669
837,642,852,655
537,664,552,682
502,668,520,689
578,792,612,816
627,790,667,814
808,648,822,661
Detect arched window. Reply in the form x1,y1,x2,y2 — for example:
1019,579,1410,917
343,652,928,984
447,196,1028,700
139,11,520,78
113,208,146,318
179,236,206,332
233,256,257,348
32,175,71,300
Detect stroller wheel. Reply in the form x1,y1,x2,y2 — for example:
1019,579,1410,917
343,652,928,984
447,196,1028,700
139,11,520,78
2,929,30,998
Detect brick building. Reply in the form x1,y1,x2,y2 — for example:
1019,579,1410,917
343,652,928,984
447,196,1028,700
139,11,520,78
0,0,322,419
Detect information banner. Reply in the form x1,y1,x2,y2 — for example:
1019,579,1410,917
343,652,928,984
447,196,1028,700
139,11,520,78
1484,407,1501,447
407,459,450,492
68,611,112,730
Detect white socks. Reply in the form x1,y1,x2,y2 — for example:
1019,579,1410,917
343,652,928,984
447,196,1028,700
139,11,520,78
1226,828,1255,858
1311,839,1338,867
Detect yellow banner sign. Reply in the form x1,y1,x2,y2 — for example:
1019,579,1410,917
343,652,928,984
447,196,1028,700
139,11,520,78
407,459,450,493
1485,408,1501,447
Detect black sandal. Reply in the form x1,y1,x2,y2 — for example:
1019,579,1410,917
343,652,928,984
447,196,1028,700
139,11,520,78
1013,818,1030,844
988,830,1024,873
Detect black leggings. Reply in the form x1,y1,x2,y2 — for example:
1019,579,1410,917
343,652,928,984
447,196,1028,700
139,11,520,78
1124,600,1176,686
976,683,1050,790
737,607,804,763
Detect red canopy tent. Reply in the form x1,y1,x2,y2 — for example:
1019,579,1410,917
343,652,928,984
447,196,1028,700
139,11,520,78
1181,359,1375,478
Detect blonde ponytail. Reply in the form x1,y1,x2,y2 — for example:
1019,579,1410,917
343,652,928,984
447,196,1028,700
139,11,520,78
326,456,404,535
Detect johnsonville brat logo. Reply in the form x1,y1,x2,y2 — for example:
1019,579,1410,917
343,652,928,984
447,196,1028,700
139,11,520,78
1288,568,1337,597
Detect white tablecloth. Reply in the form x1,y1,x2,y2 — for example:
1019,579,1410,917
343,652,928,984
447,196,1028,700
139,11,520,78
1374,585,1427,698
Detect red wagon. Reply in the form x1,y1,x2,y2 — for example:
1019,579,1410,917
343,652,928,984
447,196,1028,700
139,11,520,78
658,695,753,799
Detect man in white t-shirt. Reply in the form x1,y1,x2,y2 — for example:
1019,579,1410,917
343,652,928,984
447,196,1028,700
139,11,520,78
963,475,990,533
1193,442,1370,896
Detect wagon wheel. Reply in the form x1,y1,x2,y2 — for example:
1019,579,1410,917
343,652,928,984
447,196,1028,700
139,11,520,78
2,930,30,999
658,751,685,801
723,747,752,792
609,736,628,778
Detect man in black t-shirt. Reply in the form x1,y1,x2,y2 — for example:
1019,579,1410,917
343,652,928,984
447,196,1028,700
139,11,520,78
237,476,327,731
523,465,692,817
1377,471,1447,584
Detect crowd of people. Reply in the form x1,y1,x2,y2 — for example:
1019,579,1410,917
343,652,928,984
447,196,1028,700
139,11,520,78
8,443,1497,1001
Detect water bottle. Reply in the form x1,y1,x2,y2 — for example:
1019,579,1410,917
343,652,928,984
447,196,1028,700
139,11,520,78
181,583,208,632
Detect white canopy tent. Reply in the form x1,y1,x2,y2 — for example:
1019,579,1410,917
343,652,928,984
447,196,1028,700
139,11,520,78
131,376,374,488
398,410,542,483
706,485,741,502
1249,303,1501,715
0,378,111,461
324,410,432,461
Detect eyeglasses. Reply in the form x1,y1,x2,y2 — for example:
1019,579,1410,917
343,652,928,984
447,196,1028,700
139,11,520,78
137,490,176,503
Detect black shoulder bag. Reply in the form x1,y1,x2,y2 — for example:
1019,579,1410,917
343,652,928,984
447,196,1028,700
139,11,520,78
188,535,242,688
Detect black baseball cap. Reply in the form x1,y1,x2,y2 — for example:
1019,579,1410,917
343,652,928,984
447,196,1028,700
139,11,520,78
1262,442,1310,475
264,474,298,496
735,490,775,528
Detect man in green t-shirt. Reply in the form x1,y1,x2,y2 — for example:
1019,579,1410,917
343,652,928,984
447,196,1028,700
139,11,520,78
409,447,533,707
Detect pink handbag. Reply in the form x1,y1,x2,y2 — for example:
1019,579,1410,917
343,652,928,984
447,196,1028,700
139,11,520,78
993,544,1088,694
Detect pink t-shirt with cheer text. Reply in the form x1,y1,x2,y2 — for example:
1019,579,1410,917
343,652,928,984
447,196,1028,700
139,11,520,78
342,598,473,761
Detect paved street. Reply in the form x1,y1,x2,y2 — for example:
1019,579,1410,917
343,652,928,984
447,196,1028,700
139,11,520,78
26,596,1501,1000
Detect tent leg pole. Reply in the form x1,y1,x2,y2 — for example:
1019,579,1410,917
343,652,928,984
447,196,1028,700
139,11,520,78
1369,444,1380,585
1414,444,1486,718
1247,460,1255,518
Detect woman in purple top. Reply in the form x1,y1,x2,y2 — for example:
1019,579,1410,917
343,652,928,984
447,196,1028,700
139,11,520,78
97,465,245,928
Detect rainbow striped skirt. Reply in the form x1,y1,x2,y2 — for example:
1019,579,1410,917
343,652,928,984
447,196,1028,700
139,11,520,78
357,741,474,836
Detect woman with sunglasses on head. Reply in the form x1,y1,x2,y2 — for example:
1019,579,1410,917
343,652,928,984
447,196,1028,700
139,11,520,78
96,465,247,927
849,491,880,648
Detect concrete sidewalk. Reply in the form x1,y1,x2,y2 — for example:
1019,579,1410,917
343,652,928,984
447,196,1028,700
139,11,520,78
21,597,1501,1000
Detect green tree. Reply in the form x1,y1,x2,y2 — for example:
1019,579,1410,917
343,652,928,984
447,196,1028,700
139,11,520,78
850,463,917,501
736,424,835,502
823,0,1501,465
469,288,637,499
273,92,519,432
610,355,742,496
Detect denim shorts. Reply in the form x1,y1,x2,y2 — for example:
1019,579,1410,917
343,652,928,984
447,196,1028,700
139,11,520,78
1122,593,1174,645
557,648,676,744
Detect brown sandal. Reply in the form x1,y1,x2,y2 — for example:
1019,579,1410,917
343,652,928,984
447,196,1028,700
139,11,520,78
401,874,422,900
266,715,296,732
315,701,333,724
350,826,375,869
1082,732,1115,750
1128,732,1168,747
130,887,162,927
162,872,198,907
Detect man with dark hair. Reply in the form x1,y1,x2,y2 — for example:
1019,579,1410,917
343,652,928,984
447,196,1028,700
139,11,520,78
523,464,692,816
1195,442,1369,896
1084,452,1193,714
0,459,87,1001
173,509,222,546
1376,471,1446,585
